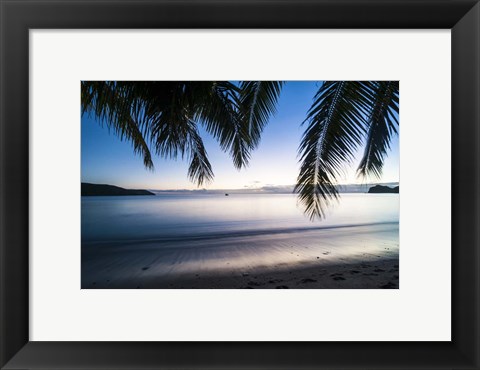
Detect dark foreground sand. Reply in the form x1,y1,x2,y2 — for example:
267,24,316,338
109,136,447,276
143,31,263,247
82,223,399,289
118,258,399,289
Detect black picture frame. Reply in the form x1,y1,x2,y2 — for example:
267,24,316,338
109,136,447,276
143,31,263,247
1,0,479,369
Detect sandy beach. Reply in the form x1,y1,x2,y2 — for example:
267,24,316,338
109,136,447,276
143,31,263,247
82,222,399,289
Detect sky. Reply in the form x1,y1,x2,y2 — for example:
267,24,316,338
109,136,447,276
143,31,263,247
81,81,399,191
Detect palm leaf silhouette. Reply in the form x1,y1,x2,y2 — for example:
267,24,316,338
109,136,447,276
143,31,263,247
295,81,399,220
238,81,284,144
81,82,154,169
357,81,399,179
81,81,282,185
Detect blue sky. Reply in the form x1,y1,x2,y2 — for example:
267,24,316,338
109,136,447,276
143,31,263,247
81,82,399,190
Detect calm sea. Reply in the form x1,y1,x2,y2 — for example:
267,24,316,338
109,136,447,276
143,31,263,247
81,193,399,245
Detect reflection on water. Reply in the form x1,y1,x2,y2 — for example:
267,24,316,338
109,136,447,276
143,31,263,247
82,193,399,244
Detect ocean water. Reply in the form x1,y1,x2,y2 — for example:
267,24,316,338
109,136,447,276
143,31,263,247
81,193,399,245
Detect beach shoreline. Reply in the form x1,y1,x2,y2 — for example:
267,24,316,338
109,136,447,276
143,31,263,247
82,223,399,289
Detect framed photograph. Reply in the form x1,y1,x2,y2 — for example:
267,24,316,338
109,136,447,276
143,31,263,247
1,0,479,369
80,79,400,291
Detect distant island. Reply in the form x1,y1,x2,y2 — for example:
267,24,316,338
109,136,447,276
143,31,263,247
368,185,399,194
81,183,155,196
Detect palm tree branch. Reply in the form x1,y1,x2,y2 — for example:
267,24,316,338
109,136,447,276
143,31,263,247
357,81,399,179
185,120,214,185
239,81,284,145
295,81,374,220
81,81,154,169
196,82,252,169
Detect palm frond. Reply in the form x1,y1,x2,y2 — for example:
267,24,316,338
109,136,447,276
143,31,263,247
357,81,399,179
185,121,214,185
82,81,239,186
81,81,154,169
295,81,375,220
145,82,196,160
196,82,253,169
238,81,284,146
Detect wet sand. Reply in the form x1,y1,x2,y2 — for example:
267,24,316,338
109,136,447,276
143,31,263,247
82,223,399,289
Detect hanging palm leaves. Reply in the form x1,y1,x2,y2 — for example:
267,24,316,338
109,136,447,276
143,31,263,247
296,81,399,220
82,81,283,185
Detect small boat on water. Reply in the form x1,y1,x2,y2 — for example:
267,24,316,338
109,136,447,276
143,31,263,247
225,193,229,196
